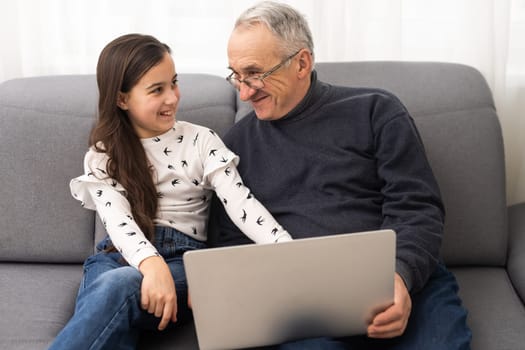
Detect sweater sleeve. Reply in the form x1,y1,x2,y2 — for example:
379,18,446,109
199,130,292,244
374,104,444,293
209,163,292,244
69,149,159,269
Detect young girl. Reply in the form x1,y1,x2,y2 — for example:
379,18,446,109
49,33,291,350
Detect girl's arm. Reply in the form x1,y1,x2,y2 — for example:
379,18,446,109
208,163,292,244
70,151,178,330
197,127,292,244
69,149,159,269
70,179,160,269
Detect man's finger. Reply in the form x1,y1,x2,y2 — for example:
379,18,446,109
368,321,404,338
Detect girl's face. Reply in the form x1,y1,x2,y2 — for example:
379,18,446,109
118,52,180,139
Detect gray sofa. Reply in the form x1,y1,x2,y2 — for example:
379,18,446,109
1,62,524,350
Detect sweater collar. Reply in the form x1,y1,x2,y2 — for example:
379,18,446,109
273,70,328,123
140,126,176,145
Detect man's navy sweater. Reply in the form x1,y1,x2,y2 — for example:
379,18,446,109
211,71,445,293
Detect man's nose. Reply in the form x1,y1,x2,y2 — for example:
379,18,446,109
238,83,257,101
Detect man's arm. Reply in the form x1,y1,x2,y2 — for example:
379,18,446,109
375,108,444,293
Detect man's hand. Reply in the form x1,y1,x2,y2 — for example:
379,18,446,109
139,256,178,331
367,273,412,338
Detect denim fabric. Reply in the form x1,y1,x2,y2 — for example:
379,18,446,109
48,226,206,350
264,263,471,350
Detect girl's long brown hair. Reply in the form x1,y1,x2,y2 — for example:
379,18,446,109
91,34,171,243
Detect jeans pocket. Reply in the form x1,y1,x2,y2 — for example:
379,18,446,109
79,255,96,292
80,252,124,290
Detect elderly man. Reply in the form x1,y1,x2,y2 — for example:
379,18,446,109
210,1,471,349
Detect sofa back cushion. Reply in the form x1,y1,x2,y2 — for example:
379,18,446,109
177,74,238,137
314,62,507,267
0,73,237,263
0,75,97,263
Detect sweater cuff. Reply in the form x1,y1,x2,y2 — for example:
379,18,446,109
128,247,160,270
395,260,413,292
275,233,293,242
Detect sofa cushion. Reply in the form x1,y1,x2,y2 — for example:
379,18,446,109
0,263,81,350
452,267,525,350
416,108,506,266
176,74,238,137
0,76,97,263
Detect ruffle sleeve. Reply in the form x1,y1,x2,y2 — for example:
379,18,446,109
70,148,126,210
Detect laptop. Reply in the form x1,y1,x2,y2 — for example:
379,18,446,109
183,229,395,350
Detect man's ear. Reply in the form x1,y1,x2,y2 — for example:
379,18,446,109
117,92,129,110
297,49,313,78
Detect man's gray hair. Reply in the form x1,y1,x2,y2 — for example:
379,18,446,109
235,1,314,61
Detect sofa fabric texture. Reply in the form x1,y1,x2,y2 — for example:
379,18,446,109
1,62,524,350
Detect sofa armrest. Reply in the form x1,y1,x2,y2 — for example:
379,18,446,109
508,202,525,302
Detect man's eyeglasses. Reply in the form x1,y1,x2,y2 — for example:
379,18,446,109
226,49,302,90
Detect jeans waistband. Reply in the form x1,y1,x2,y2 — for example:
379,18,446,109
154,226,206,249
96,226,207,259
154,226,207,258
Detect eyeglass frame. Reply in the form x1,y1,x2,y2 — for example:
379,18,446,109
226,49,303,90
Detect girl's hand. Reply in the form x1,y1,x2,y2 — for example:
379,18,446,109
139,256,178,331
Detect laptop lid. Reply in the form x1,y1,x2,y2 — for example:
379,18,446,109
183,229,395,350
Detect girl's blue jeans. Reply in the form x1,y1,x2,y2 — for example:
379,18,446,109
48,226,206,350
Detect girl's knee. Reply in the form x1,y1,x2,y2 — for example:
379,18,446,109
90,266,143,295
107,266,142,286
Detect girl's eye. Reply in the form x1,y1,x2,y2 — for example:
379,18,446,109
172,79,178,87
152,87,163,94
